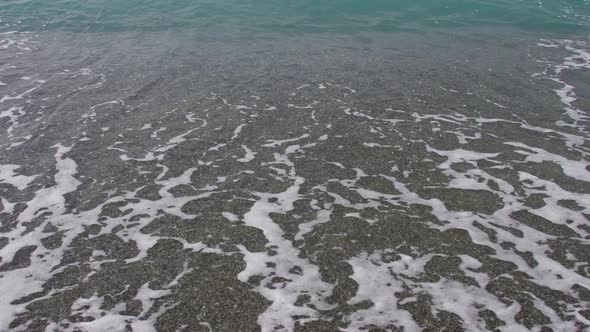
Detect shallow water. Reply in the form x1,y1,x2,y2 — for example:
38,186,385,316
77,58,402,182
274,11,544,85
1,1,590,332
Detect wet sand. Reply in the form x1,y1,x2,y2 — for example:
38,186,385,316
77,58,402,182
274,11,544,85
0,30,590,331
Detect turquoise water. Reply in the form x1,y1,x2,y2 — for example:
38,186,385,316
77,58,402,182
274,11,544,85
2,0,590,34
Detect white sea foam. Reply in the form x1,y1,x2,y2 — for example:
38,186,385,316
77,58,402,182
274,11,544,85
537,39,590,133
237,145,256,162
506,141,590,182
0,164,37,190
238,143,335,331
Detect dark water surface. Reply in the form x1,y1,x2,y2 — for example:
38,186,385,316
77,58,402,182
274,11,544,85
1,1,590,331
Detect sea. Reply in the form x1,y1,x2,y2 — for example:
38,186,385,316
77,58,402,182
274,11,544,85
1,1,590,331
